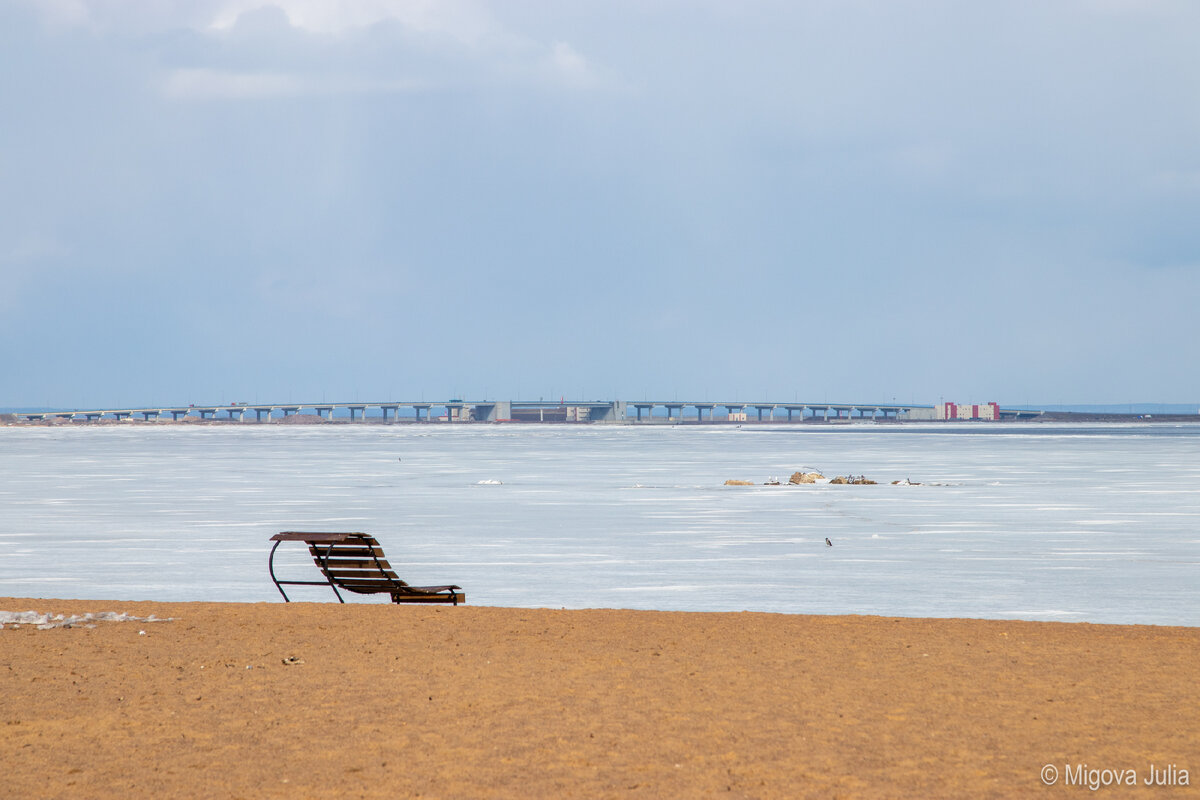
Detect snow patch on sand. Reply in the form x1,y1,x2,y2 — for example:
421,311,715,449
0,610,172,629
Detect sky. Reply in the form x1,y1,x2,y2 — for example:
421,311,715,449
2,0,1199,409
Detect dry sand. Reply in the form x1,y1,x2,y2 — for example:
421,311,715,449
2,597,1196,799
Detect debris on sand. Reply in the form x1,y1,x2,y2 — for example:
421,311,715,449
0,611,172,630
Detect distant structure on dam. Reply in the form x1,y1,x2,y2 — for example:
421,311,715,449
7,398,1045,424
935,402,1001,421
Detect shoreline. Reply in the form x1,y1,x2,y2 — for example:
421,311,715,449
4,597,1196,797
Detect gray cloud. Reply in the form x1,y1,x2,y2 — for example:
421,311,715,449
3,0,1199,406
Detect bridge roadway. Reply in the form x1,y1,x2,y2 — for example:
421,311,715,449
13,399,942,423
16,400,615,423
629,401,921,422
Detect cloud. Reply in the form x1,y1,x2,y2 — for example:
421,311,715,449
209,0,497,42
0,234,71,266
1146,169,1200,196
0,235,73,313
19,0,605,100
28,0,88,27
23,0,226,34
160,67,422,100
550,41,586,75
24,0,496,40
161,68,304,100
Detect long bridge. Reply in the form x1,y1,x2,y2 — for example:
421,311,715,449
3,399,1023,424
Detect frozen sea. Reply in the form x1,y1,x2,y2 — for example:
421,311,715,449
2,422,1198,626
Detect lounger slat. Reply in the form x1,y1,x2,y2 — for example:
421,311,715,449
312,553,390,564
321,569,400,581
327,577,446,586
308,540,383,550
322,566,402,578
389,593,465,604
324,563,403,575
321,569,400,579
274,531,362,543
320,562,398,575
308,546,388,559
313,557,396,569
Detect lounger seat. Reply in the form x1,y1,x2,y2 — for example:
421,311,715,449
269,531,464,605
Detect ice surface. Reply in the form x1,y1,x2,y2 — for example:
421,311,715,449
1,423,1198,625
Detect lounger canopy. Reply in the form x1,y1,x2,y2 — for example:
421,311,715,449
269,531,464,605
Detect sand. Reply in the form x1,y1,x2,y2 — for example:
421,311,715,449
2,598,1196,799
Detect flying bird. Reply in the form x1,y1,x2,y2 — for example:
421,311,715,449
825,538,833,547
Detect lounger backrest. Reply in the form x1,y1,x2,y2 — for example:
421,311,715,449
308,534,411,595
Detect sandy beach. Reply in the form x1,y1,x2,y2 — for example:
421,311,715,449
2,597,1196,798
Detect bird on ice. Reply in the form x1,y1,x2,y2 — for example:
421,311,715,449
825,538,833,547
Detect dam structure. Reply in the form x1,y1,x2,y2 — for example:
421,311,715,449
3,399,1020,424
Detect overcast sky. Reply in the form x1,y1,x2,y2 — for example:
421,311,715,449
3,1,1199,409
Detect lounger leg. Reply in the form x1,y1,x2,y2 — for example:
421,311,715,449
268,540,291,602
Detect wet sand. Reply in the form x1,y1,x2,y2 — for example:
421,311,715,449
2,597,1196,798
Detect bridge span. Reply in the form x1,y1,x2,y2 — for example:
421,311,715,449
3,399,1003,424
13,400,620,424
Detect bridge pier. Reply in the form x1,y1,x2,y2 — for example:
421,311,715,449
593,401,624,422
472,401,511,422
784,406,810,422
